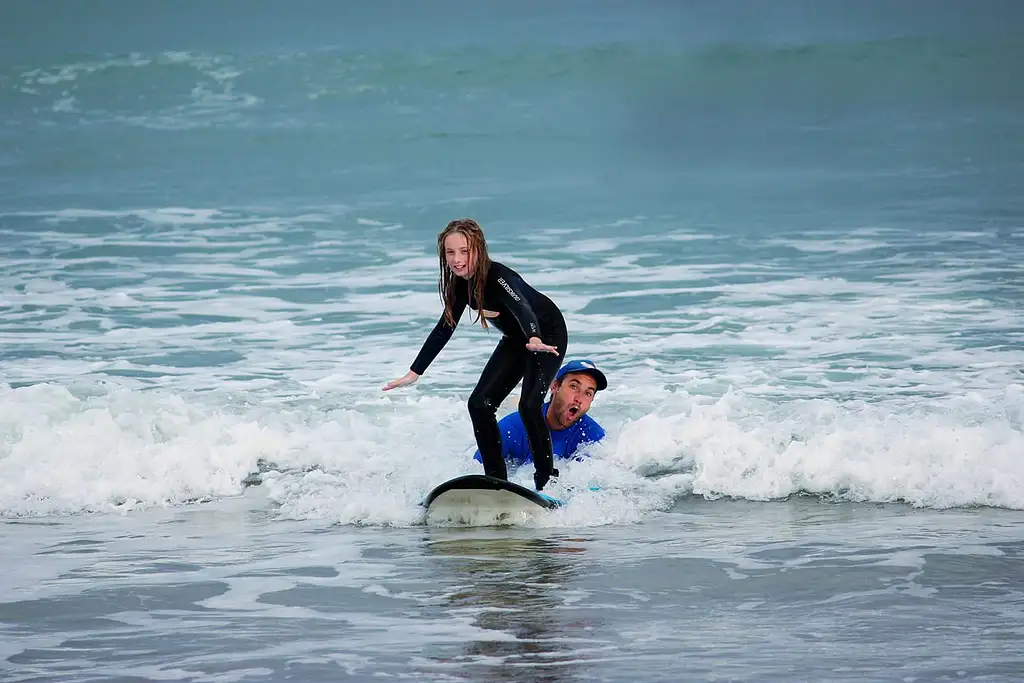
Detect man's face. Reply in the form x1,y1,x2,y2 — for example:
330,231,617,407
547,372,599,429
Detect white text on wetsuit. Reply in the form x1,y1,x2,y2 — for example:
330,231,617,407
496,276,538,334
497,277,521,302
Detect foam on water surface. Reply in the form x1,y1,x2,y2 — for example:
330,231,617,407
2,372,1021,523
1,199,1022,523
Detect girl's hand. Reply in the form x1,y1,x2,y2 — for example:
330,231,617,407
526,337,558,354
383,370,420,391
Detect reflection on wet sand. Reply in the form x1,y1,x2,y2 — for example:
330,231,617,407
422,530,597,683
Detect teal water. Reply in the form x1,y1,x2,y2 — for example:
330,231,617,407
2,1,1023,681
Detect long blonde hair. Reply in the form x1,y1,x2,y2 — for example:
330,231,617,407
437,218,491,328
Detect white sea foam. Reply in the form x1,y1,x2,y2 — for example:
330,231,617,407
1,208,1021,519
1,374,1021,522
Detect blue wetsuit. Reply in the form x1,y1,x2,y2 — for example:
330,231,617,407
473,401,605,469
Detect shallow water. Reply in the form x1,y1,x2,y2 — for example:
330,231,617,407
4,492,1023,682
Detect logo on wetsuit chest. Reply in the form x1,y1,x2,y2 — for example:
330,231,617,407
497,277,521,302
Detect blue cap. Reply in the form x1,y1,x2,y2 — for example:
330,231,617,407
554,359,607,391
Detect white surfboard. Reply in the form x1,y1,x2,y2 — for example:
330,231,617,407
423,474,562,526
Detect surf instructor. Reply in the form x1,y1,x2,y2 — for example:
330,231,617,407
473,359,607,469
382,218,568,492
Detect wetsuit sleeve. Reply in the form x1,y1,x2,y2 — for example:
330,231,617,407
586,418,606,443
410,286,468,375
501,414,530,468
490,266,542,340
567,416,605,460
473,412,522,464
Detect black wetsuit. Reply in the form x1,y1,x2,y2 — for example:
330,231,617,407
410,261,567,490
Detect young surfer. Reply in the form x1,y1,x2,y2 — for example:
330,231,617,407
383,218,567,491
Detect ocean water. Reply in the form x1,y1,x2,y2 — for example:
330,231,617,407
2,1,1023,680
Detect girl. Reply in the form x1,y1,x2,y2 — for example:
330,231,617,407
383,218,567,491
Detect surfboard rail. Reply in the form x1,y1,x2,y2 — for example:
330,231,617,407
424,474,561,511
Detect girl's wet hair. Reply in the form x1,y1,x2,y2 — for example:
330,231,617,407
437,218,492,329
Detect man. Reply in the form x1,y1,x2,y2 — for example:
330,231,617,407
473,359,607,471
